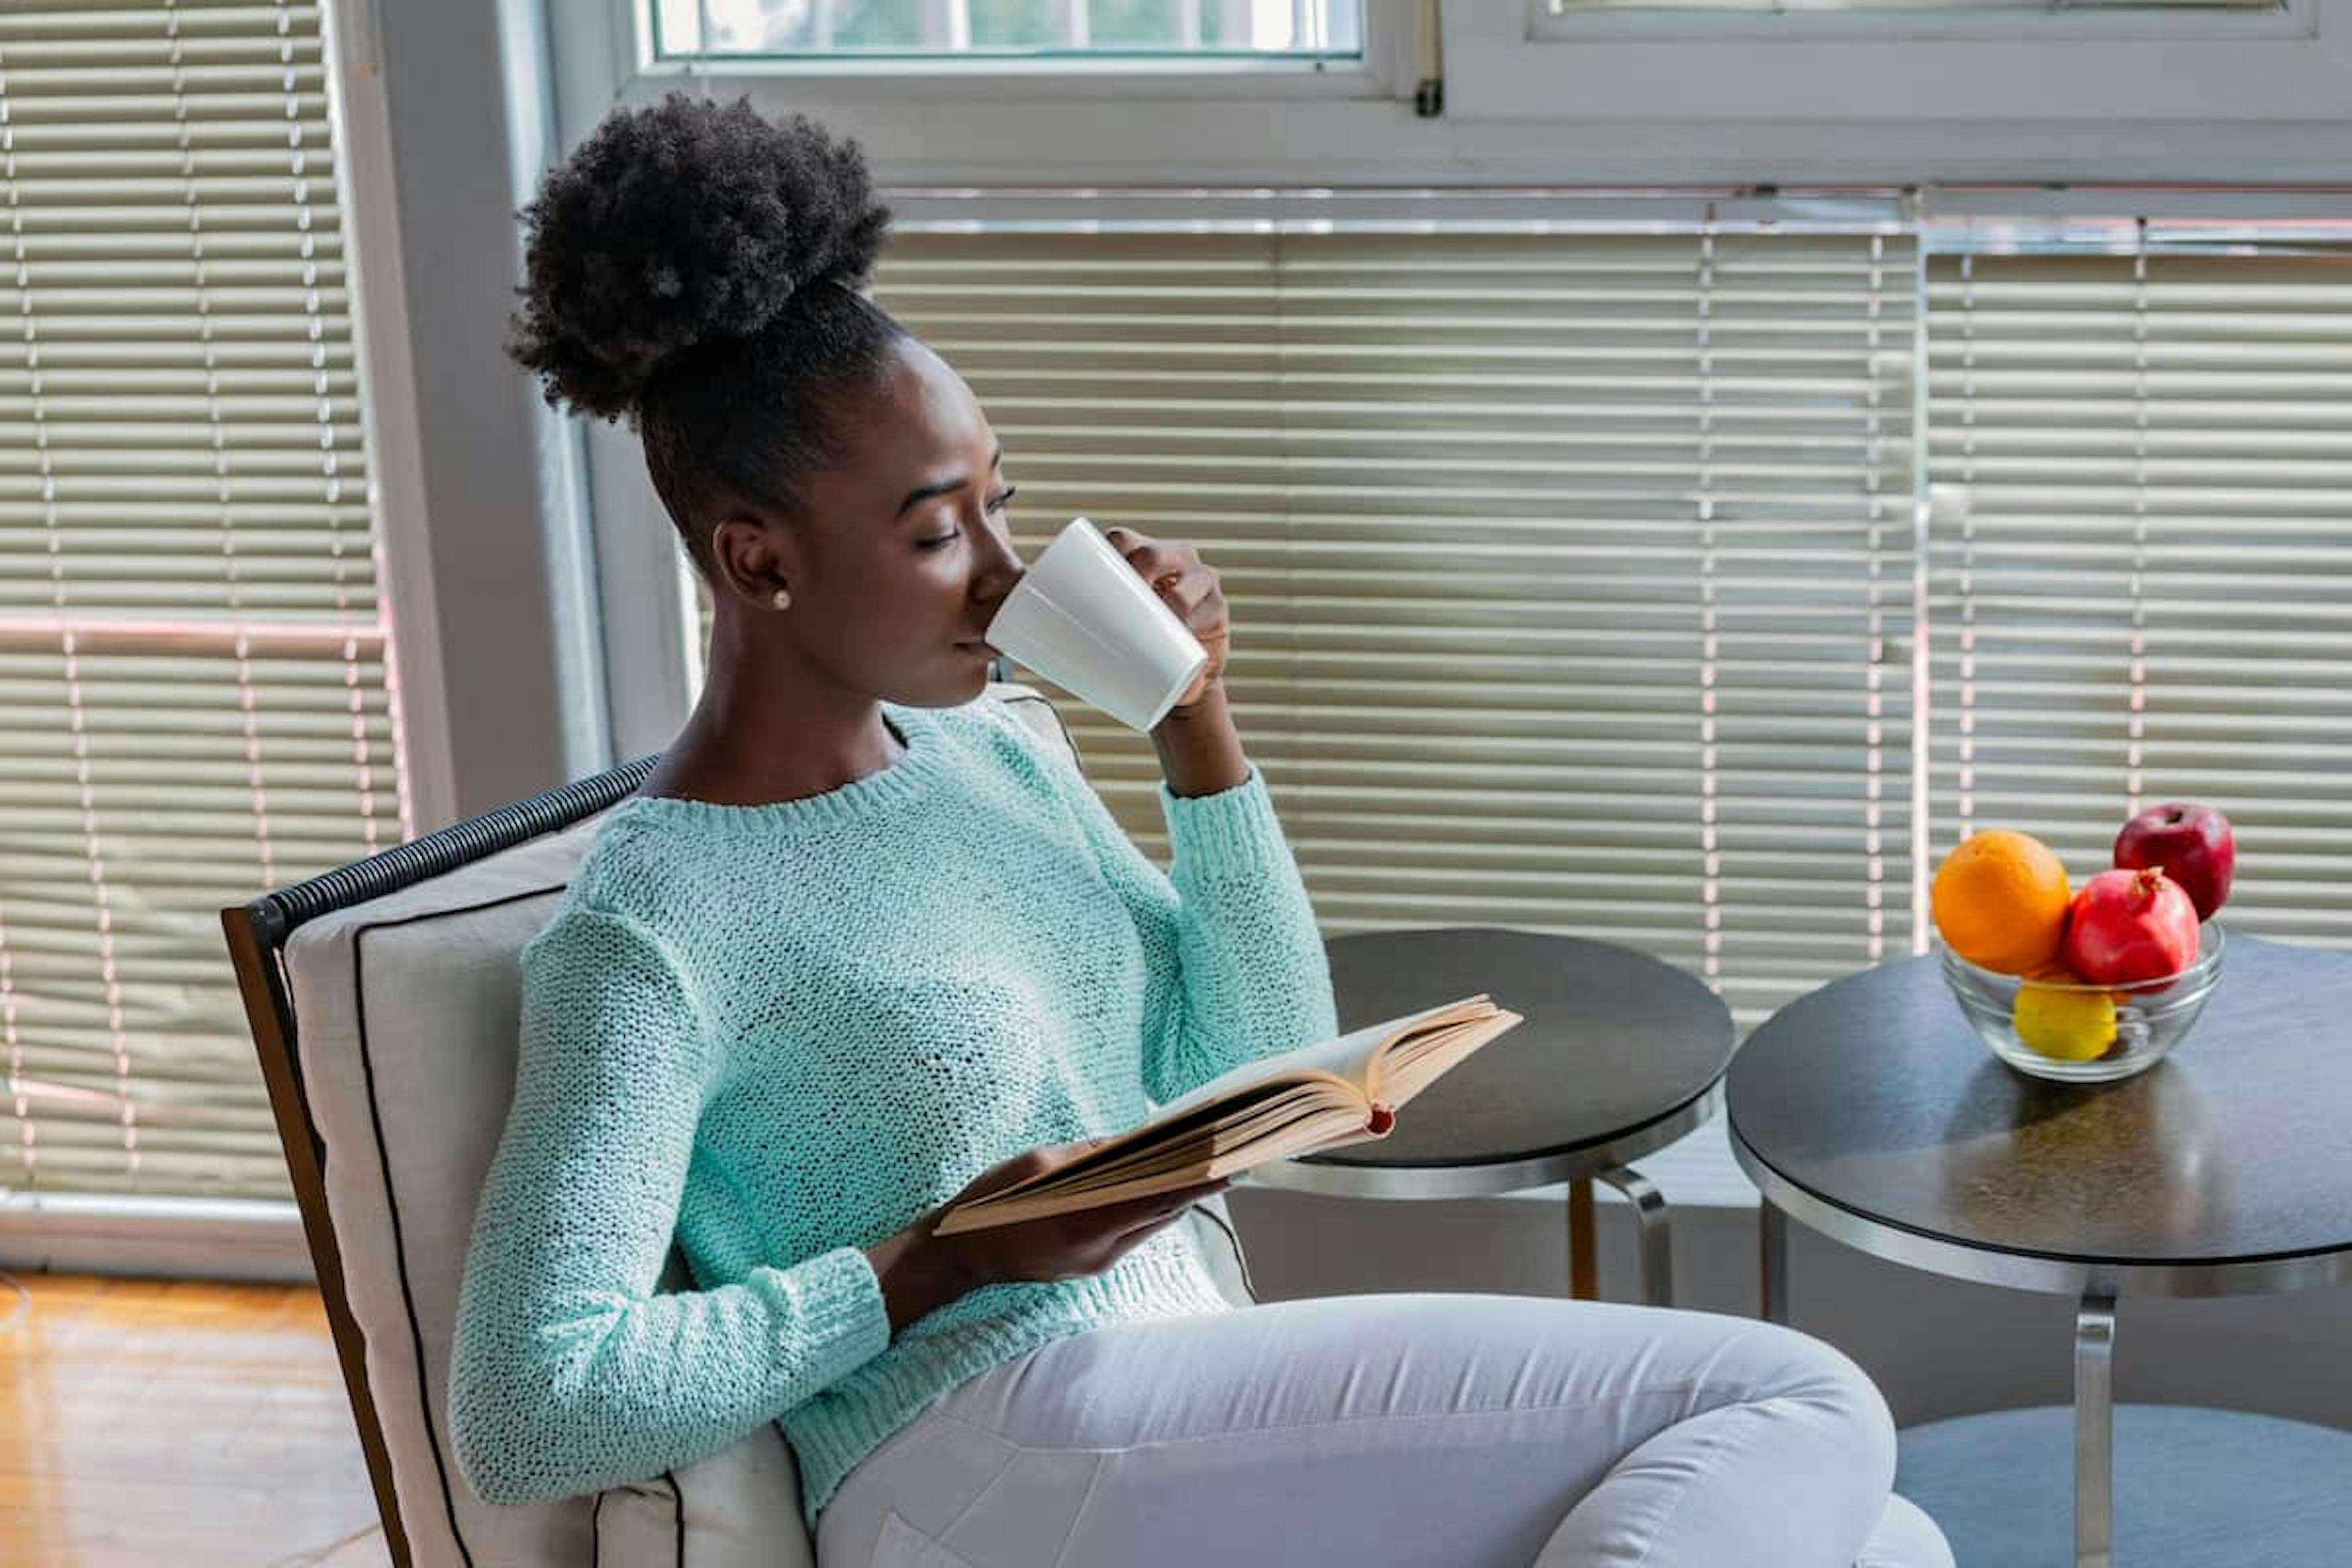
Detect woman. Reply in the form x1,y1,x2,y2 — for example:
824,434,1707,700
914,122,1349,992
448,94,1953,1568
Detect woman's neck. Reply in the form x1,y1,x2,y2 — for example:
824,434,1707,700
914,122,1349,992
643,619,905,807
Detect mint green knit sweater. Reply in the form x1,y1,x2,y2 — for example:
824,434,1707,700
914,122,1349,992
447,693,1338,1526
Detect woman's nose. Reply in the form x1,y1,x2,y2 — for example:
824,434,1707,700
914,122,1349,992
974,514,1025,601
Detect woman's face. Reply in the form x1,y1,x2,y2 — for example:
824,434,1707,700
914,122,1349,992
720,337,1027,709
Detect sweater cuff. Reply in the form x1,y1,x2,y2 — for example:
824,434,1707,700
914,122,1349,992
1159,766,1291,878
752,1246,892,1391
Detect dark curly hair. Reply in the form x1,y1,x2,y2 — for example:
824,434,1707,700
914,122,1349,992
507,94,906,571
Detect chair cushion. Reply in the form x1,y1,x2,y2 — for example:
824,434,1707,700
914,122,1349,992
275,686,1246,1566
287,808,816,1566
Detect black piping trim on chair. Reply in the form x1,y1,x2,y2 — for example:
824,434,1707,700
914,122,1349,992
1189,1200,1259,1304
352,883,572,1568
997,687,1084,772
241,754,660,951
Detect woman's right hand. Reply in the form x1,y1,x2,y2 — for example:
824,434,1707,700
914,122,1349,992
864,1138,1231,1335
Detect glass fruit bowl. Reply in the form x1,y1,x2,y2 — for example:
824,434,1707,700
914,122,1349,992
1938,923,2226,1084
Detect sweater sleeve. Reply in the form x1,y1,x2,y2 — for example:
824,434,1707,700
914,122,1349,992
1049,748,1339,1106
447,907,891,1508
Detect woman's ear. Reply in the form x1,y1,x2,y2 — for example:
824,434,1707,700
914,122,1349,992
709,512,797,609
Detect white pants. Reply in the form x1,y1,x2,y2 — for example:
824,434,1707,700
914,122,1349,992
816,1294,1953,1568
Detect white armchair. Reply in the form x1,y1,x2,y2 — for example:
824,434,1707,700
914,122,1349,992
222,685,1257,1567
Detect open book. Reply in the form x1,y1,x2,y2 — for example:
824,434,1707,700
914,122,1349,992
931,995,1523,1236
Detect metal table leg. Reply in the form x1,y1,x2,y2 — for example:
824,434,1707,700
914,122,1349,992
1761,1202,1789,1324
1568,1176,1599,1299
1597,1164,1672,1306
2076,1289,2117,1568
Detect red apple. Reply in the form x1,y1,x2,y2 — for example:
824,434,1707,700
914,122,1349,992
2063,868,2202,986
2113,801,2234,921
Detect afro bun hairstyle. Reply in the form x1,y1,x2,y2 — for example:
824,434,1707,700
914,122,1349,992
506,96,912,566
507,94,892,421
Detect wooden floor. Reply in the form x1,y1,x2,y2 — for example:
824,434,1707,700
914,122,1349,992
0,1269,390,1567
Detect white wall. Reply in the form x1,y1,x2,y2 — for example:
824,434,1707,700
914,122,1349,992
342,0,611,827
1230,1187,2352,1433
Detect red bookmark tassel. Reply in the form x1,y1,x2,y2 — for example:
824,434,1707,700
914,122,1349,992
1366,1104,1395,1137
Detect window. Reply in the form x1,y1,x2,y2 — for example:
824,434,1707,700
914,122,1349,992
650,0,1364,57
683,198,2352,1203
1,3,409,1200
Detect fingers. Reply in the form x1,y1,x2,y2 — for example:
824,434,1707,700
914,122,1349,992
963,1136,1112,1202
1161,564,1223,625
1096,1192,1227,1258
981,1176,1235,1285
1101,527,1198,592
1102,529,1223,641
1093,1178,1231,1235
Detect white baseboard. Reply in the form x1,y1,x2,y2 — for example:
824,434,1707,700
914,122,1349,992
0,1192,317,1284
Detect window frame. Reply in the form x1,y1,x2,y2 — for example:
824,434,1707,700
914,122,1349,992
603,0,1410,102
1532,0,2312,42
550,0,2352,195
1481,0,2343,127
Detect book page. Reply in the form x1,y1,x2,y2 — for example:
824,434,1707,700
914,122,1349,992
932,1102,1373,1234
960,1076,1357,1207
1036,1084,1342,1196
1153,995,1494,1123
1373,1009,1525,1109
930,997,1511,1236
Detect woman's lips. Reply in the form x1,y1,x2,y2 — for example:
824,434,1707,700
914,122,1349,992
958,639,1001,659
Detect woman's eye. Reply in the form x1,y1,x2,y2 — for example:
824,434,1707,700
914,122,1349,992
986,485,1017,514
915,531,959,552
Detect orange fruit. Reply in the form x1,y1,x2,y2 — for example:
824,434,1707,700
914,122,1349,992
1931,830,2073,975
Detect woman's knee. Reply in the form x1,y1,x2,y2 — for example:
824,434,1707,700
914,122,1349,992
1743,1322,1899,1490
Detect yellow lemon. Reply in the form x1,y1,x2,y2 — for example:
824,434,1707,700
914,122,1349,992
2012,978,2118,1062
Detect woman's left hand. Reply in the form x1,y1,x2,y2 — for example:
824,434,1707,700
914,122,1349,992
1102,526,1228,710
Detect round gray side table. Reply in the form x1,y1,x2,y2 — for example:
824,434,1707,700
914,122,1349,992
1727,933,2352,1568
1242,927,1733,1305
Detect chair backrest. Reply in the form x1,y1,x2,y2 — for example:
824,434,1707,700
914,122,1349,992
221,685,1253,1568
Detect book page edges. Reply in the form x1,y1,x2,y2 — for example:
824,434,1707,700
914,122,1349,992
928,997,1509,1237
930,1103,1371,1234
1370,1008,1524,1109
950,1071,1363,1208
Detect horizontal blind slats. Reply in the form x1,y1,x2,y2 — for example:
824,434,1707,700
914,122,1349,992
1,1,403,1201
862,227,1917,1035
1928,250,2352,946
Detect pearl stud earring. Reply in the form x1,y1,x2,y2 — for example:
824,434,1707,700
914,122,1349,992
771,587,791,611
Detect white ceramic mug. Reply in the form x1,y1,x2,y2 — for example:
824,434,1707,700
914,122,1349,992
986,517,1210,733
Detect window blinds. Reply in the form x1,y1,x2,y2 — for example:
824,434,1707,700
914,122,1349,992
1928,240,2352,952
1,2,406,1199
869,227,1921,1036
690,215,2352,1208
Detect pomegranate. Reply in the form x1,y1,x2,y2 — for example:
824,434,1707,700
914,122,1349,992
2062,867,2201,986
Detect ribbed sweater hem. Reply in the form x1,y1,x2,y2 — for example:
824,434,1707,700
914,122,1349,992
783,1249,1235,1528
1160,767,1292,878
750,1245,892,1386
